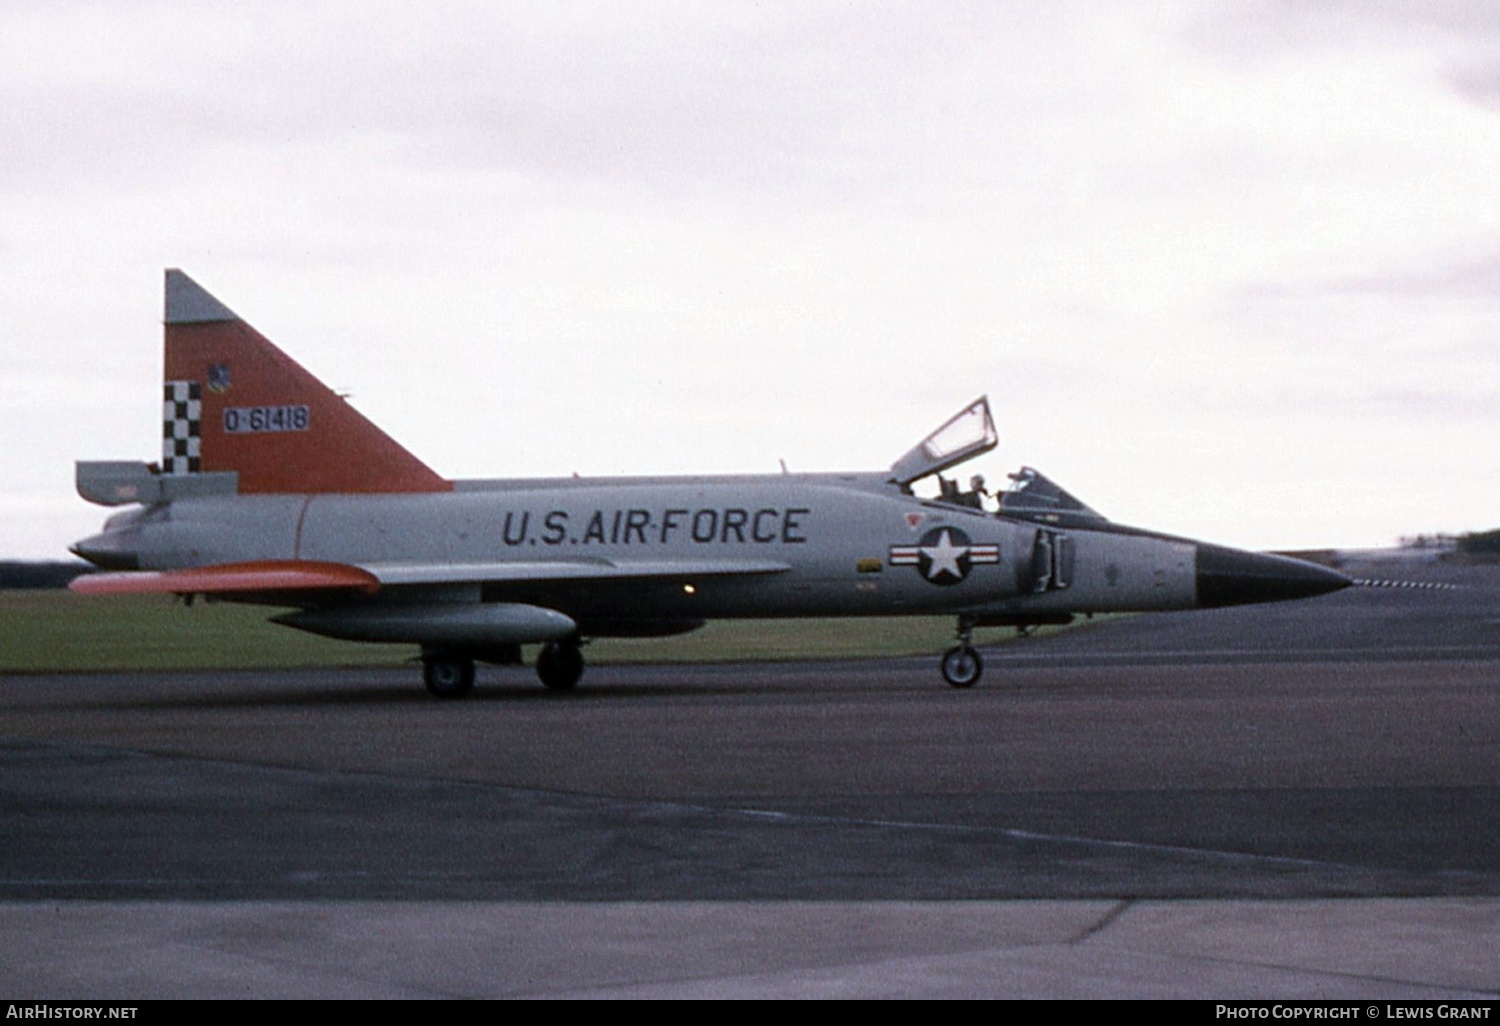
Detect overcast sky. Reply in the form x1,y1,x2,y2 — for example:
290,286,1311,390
5,0,1498,559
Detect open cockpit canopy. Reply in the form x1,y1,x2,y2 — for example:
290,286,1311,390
888,396,998,487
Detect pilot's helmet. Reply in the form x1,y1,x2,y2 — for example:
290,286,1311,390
970,474,986,493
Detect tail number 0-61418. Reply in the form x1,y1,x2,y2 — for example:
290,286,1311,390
222,405,311,434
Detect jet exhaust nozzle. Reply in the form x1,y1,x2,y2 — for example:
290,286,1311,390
69,533,141,571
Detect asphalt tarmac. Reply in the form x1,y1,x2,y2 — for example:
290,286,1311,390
3,560,1498,997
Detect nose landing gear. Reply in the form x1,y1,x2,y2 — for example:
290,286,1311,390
940,615,983,688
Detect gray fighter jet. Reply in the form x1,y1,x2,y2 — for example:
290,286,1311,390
71,270,1350,696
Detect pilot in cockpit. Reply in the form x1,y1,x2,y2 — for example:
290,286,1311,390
948,474,989,510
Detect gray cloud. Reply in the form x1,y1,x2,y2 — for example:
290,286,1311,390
5,1,1499,556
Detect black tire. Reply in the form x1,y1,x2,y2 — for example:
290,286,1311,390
536,641,585,691
940,645,983,688
423,652,475,698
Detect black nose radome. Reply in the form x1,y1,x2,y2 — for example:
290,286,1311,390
1195,544,1351,608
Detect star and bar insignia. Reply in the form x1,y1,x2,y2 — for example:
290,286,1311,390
889,526,1000,586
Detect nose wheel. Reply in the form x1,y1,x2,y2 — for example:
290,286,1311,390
940,615,983,688
941,645,983,688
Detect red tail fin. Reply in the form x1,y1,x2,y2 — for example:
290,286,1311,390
162,269,450,494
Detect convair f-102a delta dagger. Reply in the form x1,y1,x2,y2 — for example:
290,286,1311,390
70,270,1351,697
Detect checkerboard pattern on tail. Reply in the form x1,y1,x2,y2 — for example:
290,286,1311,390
162,380,201,474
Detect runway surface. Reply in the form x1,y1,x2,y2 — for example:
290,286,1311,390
3,561,1499,997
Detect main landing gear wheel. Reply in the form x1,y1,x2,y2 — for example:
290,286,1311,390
536,640,585,691
940,645,983,688
423,651,476,699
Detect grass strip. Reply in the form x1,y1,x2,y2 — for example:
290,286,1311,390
1,591,1064,674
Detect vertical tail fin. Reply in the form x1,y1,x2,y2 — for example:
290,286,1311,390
162,269,450,494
